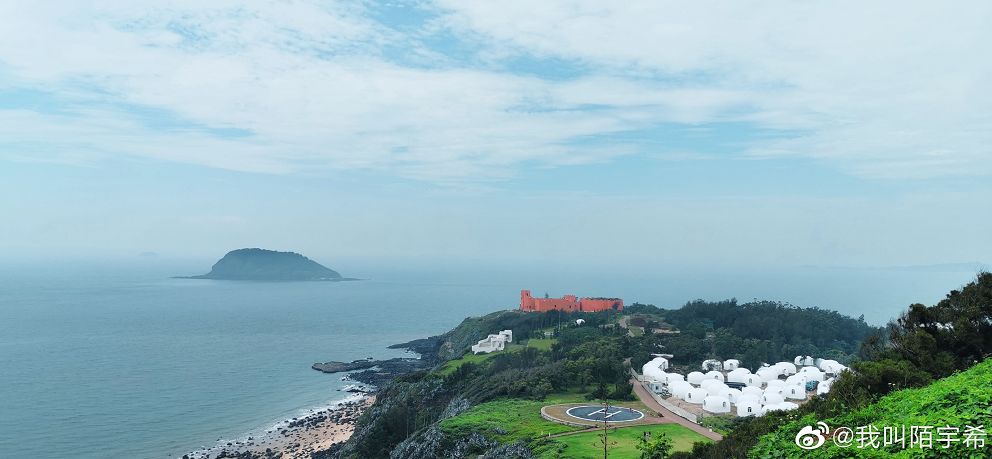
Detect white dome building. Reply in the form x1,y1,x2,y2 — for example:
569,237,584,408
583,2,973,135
799,367,825,382
664,373,685,385
670,380,692,399
727,369,752,384
702,359,723,371
687,371,706,385
685,388,708,404
704,370,725,382
756,367,779,382
774,362,798,376
762,392,785,405
721,387,743,403
723,359,740,371
785,374,807,386
650,357,670,371
778,401,800,411
784,385,806,400
794,355,815,367
700,379,718,390
736,399,761,417
706,382,730,395
703,395,731,413
643,365,666,382
765,379,785,389
742,386,764,398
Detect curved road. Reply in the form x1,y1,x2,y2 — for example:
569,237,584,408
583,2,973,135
630,378,724,442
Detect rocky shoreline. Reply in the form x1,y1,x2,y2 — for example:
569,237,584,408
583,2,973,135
181,396,374,459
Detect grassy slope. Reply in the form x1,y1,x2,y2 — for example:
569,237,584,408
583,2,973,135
750,358,992,458
439,393,588,442
435,338,556,376
536,424,712,459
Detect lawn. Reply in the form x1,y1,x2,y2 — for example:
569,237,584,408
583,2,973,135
525,338,555,351
439,392,589,443
434,343,525,376
435,338,557,376
535,424,712,458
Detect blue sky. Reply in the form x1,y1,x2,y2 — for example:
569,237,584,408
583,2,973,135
1,1,990,267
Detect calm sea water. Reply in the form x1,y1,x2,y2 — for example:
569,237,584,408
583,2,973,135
0,258,979,458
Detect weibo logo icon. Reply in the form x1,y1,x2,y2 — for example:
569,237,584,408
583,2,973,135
795,422,829,450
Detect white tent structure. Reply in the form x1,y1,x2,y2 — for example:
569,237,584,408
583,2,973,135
706,382,730,396
670,380,692,399
762,392,785,405
742,386,764,398
687,371,706,385
723,359,740,371
703,395,731,413
685,388,708,404
736,399,761,417
721,388,743,403
704,370,725,382
784,385,806,400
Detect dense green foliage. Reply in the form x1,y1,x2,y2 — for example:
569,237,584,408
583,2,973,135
750,358,992,458
629,299,878,372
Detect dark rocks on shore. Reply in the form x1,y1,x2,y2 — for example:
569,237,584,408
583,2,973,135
312,358,428,387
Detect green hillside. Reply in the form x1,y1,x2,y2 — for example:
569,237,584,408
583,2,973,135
750,358,992,458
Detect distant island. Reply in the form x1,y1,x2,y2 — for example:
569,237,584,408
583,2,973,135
178,248,356,281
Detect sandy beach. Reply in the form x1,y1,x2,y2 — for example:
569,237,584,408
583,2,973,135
183,395,375,459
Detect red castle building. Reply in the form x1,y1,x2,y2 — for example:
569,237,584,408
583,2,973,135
519,290,623,313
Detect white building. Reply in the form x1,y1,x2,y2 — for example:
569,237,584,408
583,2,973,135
784,384,806,400
704,370,725,382
762,392,785,405
685,388,708,404
736,399,761,417
702,359,723,371
794,355,815,366
687,371,706,385
470,329,513,354
721,387,743,403
703,395,731,413
723,359,740,371
670,380,692,399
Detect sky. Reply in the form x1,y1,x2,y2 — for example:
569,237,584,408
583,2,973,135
0,1,990,268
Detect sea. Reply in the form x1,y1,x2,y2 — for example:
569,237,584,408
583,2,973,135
0,257,982,458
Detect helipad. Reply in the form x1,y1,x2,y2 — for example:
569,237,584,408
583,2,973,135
564,405,645,423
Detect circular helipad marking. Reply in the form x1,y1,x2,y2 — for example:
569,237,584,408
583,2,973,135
564,405,645,423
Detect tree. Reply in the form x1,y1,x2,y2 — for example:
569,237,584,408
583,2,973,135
637,431,673,459
594,401,619,458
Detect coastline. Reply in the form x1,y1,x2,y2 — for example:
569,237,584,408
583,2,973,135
182,394,374,459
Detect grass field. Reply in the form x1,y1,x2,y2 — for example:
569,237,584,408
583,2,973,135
535,424,712,458
439,392,589,442
435,338,557,376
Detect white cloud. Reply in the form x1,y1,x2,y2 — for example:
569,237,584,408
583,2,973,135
1,1,989,181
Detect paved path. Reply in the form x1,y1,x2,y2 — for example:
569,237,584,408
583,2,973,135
630,378,724,441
